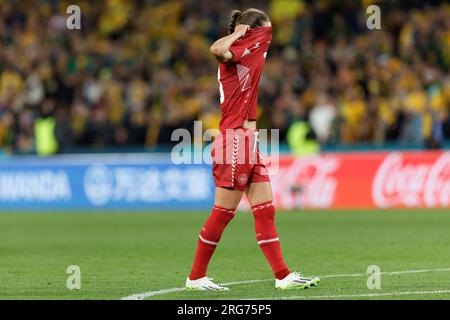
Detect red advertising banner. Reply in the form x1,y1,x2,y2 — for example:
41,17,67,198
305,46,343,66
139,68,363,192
267,151,450,209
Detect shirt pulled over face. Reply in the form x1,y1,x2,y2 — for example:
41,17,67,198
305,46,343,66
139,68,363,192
217,26,272,132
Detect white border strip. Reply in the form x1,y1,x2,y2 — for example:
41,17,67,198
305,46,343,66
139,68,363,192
199,235,218,246
121,267,450,300
257,237,279,245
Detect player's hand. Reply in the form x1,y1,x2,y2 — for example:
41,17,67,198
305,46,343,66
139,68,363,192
234,24,250,38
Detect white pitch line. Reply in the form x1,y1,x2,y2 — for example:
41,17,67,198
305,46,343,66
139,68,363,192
221,279,272,286
121,267,450,300
121,279,274,300
122,287,186,300
121,279,275,300
380,268,450,275
263,290,450,300
319,267,450,279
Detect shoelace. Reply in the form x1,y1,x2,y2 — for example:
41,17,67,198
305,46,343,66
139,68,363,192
205,278,220,286
292,272,311,280
205,278,226,289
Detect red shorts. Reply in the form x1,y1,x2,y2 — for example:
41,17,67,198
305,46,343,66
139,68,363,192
211,128,270,191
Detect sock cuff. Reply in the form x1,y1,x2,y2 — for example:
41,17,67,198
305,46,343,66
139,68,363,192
213,205,236,215
251,201,274,213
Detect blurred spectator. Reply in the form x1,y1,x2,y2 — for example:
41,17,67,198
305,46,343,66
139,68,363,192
309,91,337,143
34,99,58,156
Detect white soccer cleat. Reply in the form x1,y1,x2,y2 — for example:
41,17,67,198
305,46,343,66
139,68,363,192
275,272,320,290
186,277,230,291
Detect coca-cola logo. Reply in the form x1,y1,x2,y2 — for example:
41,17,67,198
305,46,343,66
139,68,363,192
270,156,339,209
372,152,450,208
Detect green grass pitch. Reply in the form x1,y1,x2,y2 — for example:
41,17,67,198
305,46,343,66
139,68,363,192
0,209,450,300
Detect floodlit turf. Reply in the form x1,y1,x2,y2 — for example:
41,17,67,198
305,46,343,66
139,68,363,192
0,209,450,300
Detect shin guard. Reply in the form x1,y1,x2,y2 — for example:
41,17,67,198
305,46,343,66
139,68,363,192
252,201,290,280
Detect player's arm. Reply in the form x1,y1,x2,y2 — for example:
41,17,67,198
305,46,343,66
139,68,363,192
210,24,250,63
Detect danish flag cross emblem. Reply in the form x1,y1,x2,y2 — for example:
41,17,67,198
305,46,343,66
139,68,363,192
236,64,252,91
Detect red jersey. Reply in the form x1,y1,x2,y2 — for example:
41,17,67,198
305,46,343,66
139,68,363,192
217,26,272,132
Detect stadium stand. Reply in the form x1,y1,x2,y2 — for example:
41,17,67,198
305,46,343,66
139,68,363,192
0,0,449,154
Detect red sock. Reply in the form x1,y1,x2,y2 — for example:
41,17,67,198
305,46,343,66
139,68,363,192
189,206,236,280
252,201,290,280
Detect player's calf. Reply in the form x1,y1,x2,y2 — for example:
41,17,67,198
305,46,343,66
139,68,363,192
188,206,236,281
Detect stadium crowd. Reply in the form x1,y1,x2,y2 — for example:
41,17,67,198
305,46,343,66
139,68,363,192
0,0,449,154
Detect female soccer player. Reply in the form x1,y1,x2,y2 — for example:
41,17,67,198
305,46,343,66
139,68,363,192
186,8,320,291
